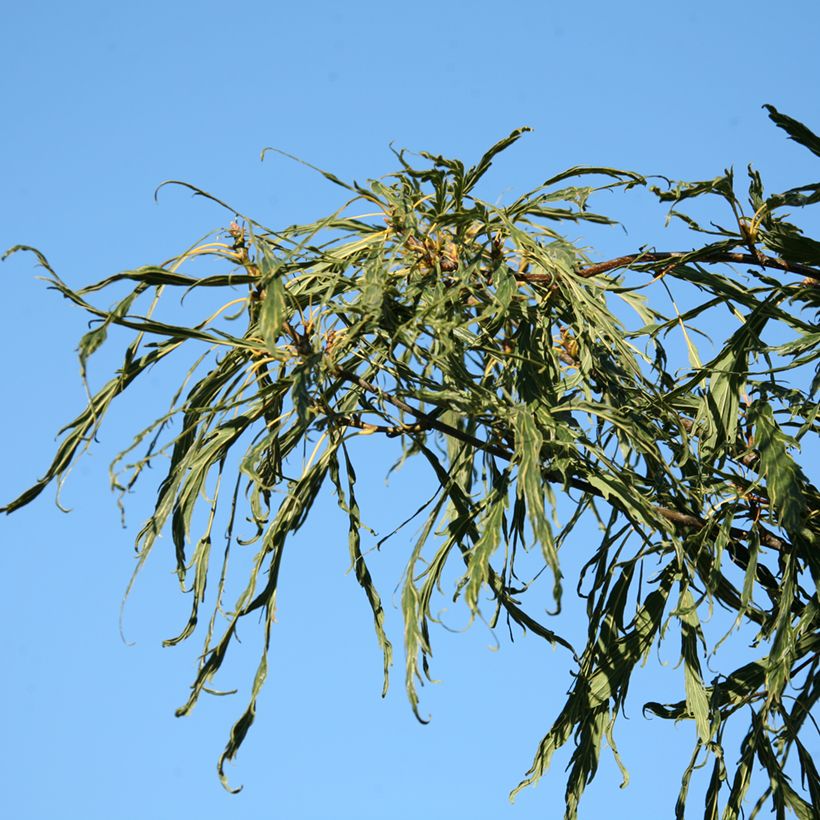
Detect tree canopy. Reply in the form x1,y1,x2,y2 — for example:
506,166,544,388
4,104,819,818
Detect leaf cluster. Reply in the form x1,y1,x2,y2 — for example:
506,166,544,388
3,106,819,817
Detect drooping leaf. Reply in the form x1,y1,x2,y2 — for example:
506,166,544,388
764,104,820,158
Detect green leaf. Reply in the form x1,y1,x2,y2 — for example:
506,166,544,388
678,588,711,743
651,170,735,204
329,444,393,696
760,221,820,266
463,126,532,194
258,246,288,353
764,104,820,158
513,407,561,601
749,401,807,534
464,475,509,612
493,263,516,312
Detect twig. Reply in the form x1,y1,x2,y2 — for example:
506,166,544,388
515,251,819,282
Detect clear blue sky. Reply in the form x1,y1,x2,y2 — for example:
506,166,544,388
1,2,818,818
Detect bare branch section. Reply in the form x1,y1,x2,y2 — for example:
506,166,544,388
3,107,819,818
569,251,819,280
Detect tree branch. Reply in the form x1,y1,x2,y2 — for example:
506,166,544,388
334,369,793,555
515,251,819,282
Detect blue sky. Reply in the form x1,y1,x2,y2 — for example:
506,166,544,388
1,2,818,818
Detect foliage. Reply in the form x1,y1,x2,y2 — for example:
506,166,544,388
4,105,819,818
